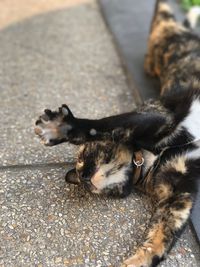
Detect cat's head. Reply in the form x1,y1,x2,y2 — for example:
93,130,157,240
65,141,136,197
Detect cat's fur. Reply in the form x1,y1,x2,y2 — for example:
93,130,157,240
35,1,200,266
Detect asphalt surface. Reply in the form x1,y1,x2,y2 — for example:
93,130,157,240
0,0,200,266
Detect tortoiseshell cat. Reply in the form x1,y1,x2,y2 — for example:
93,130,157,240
35,1,200,266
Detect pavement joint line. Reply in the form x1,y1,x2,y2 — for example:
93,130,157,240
0,162,75,171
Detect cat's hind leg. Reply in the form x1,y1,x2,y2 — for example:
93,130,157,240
122,191,193,267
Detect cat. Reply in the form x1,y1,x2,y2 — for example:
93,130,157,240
35,1,200,266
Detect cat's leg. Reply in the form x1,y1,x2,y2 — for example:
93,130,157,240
35,104,170,147
122,192,193,267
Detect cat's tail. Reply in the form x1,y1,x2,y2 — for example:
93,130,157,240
184,6,200,29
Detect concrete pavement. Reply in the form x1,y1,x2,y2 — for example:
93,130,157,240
0,0,200,266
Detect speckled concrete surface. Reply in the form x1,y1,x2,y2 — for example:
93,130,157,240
0,1,199,267
0,0,133,166
0,167,200,267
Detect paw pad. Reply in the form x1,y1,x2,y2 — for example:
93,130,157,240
34,104,74,146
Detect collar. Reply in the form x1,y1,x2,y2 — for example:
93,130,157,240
132,137,200,186
132,151,144,183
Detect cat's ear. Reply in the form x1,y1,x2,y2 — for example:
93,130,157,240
65,168,80,185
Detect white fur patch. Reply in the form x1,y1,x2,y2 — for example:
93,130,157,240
181,98,200,140
179,98,200,160
186,6,200,28
91,162,129,190
90,128,97,136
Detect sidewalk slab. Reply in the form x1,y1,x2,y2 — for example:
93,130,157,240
0,0,134,166
1,167,200,267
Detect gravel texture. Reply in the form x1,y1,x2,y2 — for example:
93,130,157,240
0,0,199,267
0,167,200,267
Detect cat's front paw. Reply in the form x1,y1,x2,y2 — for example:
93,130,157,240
34,105,74,146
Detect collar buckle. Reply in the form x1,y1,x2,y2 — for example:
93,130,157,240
133,157,144,167
133,151,144,168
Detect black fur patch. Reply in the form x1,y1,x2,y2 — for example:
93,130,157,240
151,255,163,267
